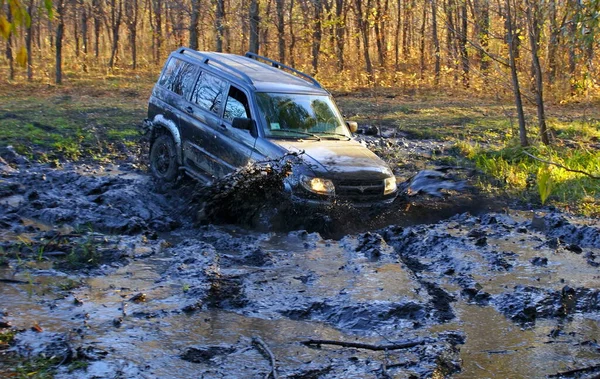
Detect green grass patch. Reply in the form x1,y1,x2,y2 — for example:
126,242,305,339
458,141,600,216
0,77,151,162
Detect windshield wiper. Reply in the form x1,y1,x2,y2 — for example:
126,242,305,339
270,129,321,140
312,131,351,140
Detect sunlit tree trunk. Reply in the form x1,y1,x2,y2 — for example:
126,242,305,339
249,0,259,53
506,0,528,147
458,0,469,88
56,0,66,84
354,0,374,82
311,0,323,74
6,6,14,80
108,0,123,69
335,0,346,71
276,0,285,62
526,0,549,145
419,1,427,79
125,0,138,69
215,0,225,52
431,0,440,84
189,0,200,50
394,0,402,70
26,0,35,81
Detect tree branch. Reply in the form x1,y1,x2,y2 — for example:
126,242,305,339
523,151,600,180
252,336,278,379
301,339,425,351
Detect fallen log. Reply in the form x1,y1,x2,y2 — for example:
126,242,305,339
301,339,425,351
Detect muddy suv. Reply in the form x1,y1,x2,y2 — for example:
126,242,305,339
145,48,397,204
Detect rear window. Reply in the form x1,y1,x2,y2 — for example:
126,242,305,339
158,58,199,97
191,71,226,115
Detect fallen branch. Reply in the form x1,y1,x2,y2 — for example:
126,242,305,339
252,336,278,379
549,363,600,378
0,278,29,284
301,339,424,351
523,151,600,180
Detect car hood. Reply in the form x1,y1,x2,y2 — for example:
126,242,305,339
271,139,393,180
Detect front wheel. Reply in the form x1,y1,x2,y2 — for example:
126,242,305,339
149,134,179,182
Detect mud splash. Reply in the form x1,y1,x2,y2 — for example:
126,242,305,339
1,155,600,378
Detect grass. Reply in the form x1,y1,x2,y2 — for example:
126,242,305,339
0,70,152,162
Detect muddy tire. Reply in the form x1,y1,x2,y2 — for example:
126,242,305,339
149,134,179,182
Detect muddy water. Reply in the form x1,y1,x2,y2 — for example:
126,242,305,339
2,224,599,378
1,162,600,378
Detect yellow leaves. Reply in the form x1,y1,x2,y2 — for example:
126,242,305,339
16,45,27,67
0,15,11,39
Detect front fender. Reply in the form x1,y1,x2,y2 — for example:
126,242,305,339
149,114,183,165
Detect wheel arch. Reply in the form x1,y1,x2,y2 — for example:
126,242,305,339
149,115,183,165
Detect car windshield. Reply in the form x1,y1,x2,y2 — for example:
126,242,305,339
256,93,350,139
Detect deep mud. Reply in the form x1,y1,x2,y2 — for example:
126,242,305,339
1,143,600,378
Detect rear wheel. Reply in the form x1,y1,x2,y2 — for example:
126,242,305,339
149,134,179,182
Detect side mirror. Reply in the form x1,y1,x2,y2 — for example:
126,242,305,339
346,121,358,134
232,118,259,138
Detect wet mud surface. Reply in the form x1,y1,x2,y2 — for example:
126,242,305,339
1,145,600,378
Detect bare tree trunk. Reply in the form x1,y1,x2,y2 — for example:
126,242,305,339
276,0,285,62
153,0,163,63
6,6,14,80
473,0,490,75
189,0,200,50
394,0,402,70
459,0,469,87
547,0,560,84
56,0,66,84
402,0,411,58
249,0,259,53
108,0,123,69
354,0,374,82
288,0,296,67
26,0,35,81
125,0,138,69
73,0,80,58
374,0,385,67
419,1,427,79
335,0,345,70
526,0,549,145
431,0,440,84
311,0,323,74
506,0,528,147
215,0,225,51
93,0,102,59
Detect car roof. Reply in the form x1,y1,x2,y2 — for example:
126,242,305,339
173,49,330,95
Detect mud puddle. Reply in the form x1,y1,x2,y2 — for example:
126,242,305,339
1,158,600,378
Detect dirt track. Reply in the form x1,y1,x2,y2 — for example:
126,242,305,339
1,145,600,378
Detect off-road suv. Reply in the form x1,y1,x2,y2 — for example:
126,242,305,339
145,48,397,204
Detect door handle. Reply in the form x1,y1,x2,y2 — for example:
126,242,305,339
185,106,194,114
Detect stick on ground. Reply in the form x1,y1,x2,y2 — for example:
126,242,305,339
252,336,278,379
301,339,425,351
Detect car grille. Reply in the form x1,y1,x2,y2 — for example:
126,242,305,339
334,179,385,201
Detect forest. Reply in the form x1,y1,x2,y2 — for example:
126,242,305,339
2,1,600,379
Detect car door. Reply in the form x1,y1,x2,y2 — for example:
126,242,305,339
179,70,231,178
218,84,266,167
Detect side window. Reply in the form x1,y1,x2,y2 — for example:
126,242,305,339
191,71,225,115
158,58,198,98
224,86,250,122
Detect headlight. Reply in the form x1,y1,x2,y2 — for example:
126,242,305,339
384,176,397,195
300,175,335,195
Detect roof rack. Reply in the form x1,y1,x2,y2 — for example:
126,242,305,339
244,52,322,88
178,47,254,85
